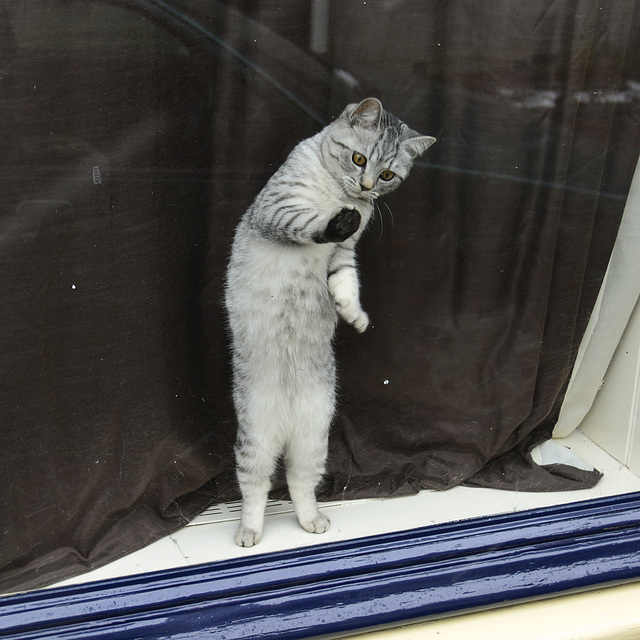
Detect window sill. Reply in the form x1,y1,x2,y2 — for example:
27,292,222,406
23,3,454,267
2,489,640,639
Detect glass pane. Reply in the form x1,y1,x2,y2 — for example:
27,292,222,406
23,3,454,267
1,0,639,596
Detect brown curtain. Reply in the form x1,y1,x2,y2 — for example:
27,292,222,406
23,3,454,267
1,0,639,594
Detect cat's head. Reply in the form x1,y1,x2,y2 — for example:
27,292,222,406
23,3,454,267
322,97,436,201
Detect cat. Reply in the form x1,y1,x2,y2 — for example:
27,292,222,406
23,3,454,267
224,97,435,547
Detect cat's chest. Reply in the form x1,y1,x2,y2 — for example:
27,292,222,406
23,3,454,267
245,239,332,292
245,243,335,324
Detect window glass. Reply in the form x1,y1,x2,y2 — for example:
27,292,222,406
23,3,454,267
1,0,638,596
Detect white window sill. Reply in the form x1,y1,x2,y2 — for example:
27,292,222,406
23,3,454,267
50,428,640,588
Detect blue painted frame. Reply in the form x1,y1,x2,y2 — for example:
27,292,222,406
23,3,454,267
2,491,640,639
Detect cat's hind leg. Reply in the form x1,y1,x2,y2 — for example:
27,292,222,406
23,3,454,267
284,393,333,535
234,429,279,547
286,441,330,534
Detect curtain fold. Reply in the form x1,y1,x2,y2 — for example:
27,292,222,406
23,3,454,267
315,0,639,495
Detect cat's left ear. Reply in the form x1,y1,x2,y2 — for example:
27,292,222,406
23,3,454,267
348,97,383,129
402,132,437,158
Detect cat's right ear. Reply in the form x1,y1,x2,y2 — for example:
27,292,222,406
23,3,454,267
403,134,437,158
345,97,383,129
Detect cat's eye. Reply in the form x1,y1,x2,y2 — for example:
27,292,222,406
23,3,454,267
379,170,395,181
352,152,367,167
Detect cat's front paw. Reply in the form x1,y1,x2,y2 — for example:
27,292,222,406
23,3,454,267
298,511,330,534
349,309,370,333
328,269,370,332
334,294,369,332
235,524,262,547
313,208,361,244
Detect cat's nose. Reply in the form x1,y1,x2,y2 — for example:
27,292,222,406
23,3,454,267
360,179,374,191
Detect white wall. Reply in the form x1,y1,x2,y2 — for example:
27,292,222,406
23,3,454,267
578,297,640,475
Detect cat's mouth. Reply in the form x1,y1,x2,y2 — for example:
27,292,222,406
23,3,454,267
356,187,380,202
343,176,379,201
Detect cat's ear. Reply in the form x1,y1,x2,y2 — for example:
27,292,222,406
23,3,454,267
402,132,437,158
348,97,383,129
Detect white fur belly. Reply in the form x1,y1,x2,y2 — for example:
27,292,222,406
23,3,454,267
226,234,337,384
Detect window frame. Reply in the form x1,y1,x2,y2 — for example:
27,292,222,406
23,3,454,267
4,3,640,637
2,491,640,639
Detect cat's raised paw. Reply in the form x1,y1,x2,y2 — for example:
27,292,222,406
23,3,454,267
299,511,330,534
313,208,361,244
235,524,262,547
351,309,370,333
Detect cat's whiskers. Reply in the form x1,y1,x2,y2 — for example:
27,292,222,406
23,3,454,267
338,182,352,199
342,176,362,200
373,201,397,247
383,201,395,226
373,203,384,247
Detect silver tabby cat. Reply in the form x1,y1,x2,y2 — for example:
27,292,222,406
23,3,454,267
225,98,435,547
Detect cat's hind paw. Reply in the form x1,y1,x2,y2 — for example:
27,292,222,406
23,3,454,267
235,524,262,547
299,511,330,535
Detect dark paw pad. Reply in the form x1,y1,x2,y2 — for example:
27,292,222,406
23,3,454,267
313,208,361,244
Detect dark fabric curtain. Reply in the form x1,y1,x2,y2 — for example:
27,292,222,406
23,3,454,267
1,0,639,594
